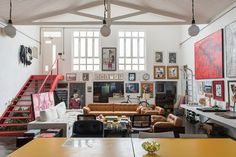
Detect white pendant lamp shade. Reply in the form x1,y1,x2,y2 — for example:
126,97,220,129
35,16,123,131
188,22,200,37
4,0,16,38
4,20,16,38
188,0,199,37
100,24,111,37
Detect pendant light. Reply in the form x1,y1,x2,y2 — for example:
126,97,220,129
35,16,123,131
100,0,111,37
4,0,16,38
188,0,200,36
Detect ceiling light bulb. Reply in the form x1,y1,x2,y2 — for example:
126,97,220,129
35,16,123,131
188,24,200,36
100,24,111,37
4,21,16,38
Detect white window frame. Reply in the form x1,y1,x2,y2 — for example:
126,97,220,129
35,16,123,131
118,30,146,71
72,30,100,71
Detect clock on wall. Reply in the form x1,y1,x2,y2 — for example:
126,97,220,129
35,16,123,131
142,73,150,80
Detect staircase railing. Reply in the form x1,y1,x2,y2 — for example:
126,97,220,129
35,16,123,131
38,53,62,93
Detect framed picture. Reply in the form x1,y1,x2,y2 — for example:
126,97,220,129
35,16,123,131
203,81,212,94
225,21,236,77
155,51,163,63
82,73,89,81
169,52,176,63
102,47,116,71
126,83,139,93
167,66,179,79
156,83,165,93
128,73,136,81
153,66,166,79
66,73,76,81
228,81,236,109
195,29,224,79
87,86,92,92
141,82,154,98
212,80,225,101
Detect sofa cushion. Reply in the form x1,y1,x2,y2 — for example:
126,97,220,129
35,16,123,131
113,103,139,111
113,111,138,116
87,103,113,111
40,107,58,122
55,102,67,118
88,111,114,116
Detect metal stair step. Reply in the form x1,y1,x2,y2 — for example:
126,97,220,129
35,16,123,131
0,130,26,136
0,123,28,127
6,110,31,113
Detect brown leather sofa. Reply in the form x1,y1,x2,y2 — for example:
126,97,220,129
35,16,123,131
83,103,143,116
141,106,165,115
152,114,185,137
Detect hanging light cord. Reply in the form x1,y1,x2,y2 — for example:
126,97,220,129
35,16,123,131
103,0,108,24
191,0,195,23
10,0,12,21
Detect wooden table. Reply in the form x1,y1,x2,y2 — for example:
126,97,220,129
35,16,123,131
8,138,134,157
8,138,236,157
132,138,236,157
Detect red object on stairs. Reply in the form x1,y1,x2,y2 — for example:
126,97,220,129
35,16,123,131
0,74,64,136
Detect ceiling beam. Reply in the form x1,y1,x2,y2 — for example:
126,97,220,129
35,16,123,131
111,11,146,21
110,0,189,22
18,21,192,25
70,11,103,20
14,1,103,24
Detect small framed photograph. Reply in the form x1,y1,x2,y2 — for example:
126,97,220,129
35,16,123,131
126,83,139,93
167,66,179,79
156,83,165,93
82,73,89,81
169,52,176,63
155,51,163,63
87,86,92,92
203,81,212,94
228,81,236,109
212,80,224,101
128,73,136,81
102,47,116,71
66,73,76,81
153,66,166,79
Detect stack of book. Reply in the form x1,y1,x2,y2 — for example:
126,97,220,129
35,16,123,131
24,129,41,137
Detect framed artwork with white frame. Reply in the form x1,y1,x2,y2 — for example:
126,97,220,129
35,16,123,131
128,73,136,81
212,80,224,101
102,47,116,71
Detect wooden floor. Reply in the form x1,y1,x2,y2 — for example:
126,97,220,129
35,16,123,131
0,118,231,157
0,137,16,157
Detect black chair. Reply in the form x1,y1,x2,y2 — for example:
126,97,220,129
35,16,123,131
130,115,152,133
72,120,104,137
77,115,96,121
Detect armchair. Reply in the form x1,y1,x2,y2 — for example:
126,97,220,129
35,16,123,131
152,114,185,138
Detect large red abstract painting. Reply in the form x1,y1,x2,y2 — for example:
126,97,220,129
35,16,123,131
194,29,224,79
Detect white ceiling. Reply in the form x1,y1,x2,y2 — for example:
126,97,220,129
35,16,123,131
0,0,235,25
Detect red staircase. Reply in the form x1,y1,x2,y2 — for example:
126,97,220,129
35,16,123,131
0,55,64,136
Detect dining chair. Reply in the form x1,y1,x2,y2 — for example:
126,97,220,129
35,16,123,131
138,131,175,138
72,120,104,137
130,115,152,133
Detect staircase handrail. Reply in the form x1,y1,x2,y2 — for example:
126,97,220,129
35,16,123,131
38,54,62,93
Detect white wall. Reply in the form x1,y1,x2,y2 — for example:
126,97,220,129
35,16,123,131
180,3,236,108
0,25,41,115
56,25,182,104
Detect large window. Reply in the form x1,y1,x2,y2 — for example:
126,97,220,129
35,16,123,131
118,31,145,71
73,31,100,71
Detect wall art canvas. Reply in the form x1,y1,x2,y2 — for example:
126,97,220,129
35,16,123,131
228,81,236,110
155,51,163,63
141,82,154,98
169,52,176,63
82,73,89,81
212,80,225,101
203,81,212,94
66,73,76,81
194,29,224,79
126,83,139,93
32,92,55,120
225,21,236,77
102,47,116,71
128,73,136,81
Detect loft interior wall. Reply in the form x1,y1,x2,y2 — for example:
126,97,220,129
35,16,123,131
43,25,182,104
180,4,236,106
0,25,41,115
